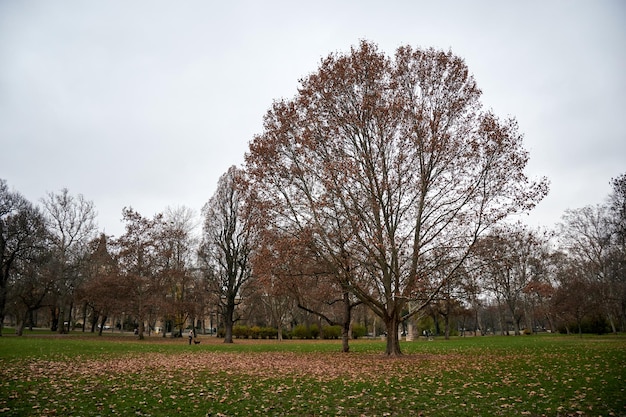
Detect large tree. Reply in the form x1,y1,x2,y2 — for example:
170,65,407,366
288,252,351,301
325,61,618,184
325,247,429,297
116,208,166,339
559,203,623,333
76,233,121,335
245,41,548,355
607,174,626,330
200,166,256,343
0,179,49,336
160,206,199,337
41,188,97,333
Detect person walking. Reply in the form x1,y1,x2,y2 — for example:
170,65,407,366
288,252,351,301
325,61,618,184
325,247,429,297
188,328,194,345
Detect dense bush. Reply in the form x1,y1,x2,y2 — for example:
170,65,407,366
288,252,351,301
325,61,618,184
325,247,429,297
310,324,319,339
259,326,278,339
232,325,250,338
220,324,379,340
230,325,280,339
321,325,342,339
292,324,311,339
351,324,367,339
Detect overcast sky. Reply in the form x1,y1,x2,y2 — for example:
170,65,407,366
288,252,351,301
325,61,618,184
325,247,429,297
1,1,624,237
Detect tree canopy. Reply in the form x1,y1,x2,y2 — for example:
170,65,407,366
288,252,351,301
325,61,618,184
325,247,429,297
245,40,548,355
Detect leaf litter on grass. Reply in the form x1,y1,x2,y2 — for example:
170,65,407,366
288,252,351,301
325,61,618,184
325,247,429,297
1,337,624,416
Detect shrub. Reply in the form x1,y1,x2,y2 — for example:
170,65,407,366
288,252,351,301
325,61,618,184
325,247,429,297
321,325,342,339
260,327,278,339
292,324,311,339
310,324,320,339
232,325,250,339
247,326,259,339
351,324,367,339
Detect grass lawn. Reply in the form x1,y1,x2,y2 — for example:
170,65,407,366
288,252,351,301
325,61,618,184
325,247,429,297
0,331,624,416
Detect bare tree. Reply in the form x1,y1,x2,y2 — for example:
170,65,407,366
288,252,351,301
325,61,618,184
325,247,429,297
41,188,97,333
116,207,165,339
1,180,50,336
607,174,626,330
75,233,121,334
200,166,255,343
252,226,361,350
559,204,620,332
474,223,550,335
245,41,548,355
160,206,199,337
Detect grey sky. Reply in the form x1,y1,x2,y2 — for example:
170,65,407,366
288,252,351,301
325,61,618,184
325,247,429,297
1,1,624,237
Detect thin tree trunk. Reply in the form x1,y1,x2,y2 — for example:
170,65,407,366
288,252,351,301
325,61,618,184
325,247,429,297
443,313,450,340
67,301,74,332
81,303,87,332
98,315,108,336
606,312,617,334
48,306,55,331
0,279,7,336
341,291,351,353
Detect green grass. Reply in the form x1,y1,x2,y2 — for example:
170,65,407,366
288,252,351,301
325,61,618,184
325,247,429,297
1,332,624,416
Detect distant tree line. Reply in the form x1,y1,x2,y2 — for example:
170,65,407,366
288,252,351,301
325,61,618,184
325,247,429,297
2,171,623,346
2,42,624,356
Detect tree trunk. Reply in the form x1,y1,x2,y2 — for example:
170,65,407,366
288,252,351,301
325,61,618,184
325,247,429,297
476,309,484,336
607,312,617,334
67,301,74,332
223,303,235,343
514,315,522,336
50,306,59,332
384,315,402,356
546,314,555,334
0,278,7,336
90,312,99,333
341,291,351,353
497,306,506,335
443,313,450,340
138,318,145,339
28,309,35,331
98,315,107,336
16,320,25,336
81,303,87,332
57,304,67,334
16,309,29,336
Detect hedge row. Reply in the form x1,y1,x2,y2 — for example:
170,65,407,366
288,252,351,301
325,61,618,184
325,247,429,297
220,324,368,339
232,325,280,339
